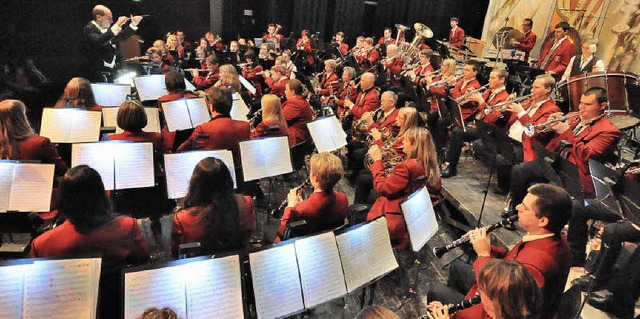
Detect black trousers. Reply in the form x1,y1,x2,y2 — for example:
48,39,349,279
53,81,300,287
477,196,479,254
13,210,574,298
474,140,523,190
354,171,374,204
509,160,552,210
445,126,479,167
426,260,476,305
567,200,622,264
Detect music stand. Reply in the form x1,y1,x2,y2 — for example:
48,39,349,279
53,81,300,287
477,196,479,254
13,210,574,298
533,143,585,203
588,159,623,215
612,171,640,224
439,95,466,132
475,121,519,165
532,143,563,186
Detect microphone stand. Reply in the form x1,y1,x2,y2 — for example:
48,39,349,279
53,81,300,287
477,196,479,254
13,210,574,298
495,17,510,64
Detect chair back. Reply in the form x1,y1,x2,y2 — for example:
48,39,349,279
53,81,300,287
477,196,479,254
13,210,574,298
283,220,310,240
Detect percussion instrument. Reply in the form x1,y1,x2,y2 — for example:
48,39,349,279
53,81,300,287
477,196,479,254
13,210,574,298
557,71,638,114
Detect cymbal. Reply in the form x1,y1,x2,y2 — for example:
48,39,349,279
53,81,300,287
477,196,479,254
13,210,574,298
491,27,514,49
503,29,524,49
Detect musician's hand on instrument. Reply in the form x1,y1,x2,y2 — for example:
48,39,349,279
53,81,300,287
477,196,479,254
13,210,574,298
287,188,300,208
508,102,524,114
344,100,354,109
368,146,382,162
469,227,491,257
116,16,129,27
371,128,382,141
547,112,564,122
425,301,444,311
551,121,570,134
425,304,449,319
468,93,484,104
130,15,143,26
190,69,199,78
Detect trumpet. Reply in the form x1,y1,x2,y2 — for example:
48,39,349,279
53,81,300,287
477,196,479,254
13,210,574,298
523,111,581,137
432,215,519,258
455,83,490,104
417,293,481,318
364,145,404,175
426,74,462,89
270,179,311,218
483,94,532,115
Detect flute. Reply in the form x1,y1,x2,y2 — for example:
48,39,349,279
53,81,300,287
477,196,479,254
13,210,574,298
432,215,519,258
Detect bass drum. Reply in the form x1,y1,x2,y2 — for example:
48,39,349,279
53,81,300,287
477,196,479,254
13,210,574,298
558,71,638,113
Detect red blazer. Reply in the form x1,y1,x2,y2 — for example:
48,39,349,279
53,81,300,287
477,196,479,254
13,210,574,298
263,33,283,41
477,89,510,127
157,92,199,151
369,108,400,136
386,57,405,87
336,81,358,112
536,38,574,81
317,72,340,96
177,116,250,168
377,37,396,46
242,65,264,96
282,95,314,144
30,217,150,269
264,77,287,97
449,27,465,48
517,31,537,61
449,78,481,120
505,98,560,130
456,235,572,319
250,121,294,146
193,70,220,90
296,38,314,65
366,49,380,67
350,88,380,120
367,159,441,249
375,135,406,158
542,116,621,198
16,134,67,176
171,195,254,256
276,191,349,242
338,42,349,56
413,63,434,83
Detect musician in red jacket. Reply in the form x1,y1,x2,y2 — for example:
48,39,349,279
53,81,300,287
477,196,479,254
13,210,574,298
107,100,166,155
157,71,200,151
334,31,349,56
534,22,574,81
334,66,358,116
343,72,379,121
275,152,348,242
296,29,315,69
449,59,482,120
511,18,537,62
406,49,435,84
282,79,314,144
361,38,380,70
449,17,465,48
262,23,283,42
377,27,396,47
382,44,404,87
191,55,220,91
427,183,572,319
262,65,288,98
315,59,340,96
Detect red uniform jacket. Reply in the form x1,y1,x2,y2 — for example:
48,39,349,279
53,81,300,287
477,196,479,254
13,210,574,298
264,77,287,97
242,65,264,96
263,33,283,41
516,31,537,61
297,38,315,65
449,78,481,120
282,95,314,144
369,108,400,137
364,49,380,68
336,81,358,113
413,63,434,83
157,92,199,151
30,217,150,269
427,74,448,111
193,70,220,91
177,116,250,168
317,72,340,96
171,195,254,256
375,135,406,158
276,191,349,242
455,235,572,319
385,57,405,87
350,87,380,120
513,98,562,160
338,42,349,56
449,27,465,48
477,89,510,128
16,134,67,176
250,121,294,146
536,37,574,81
367,159,441,249
377,37,396,46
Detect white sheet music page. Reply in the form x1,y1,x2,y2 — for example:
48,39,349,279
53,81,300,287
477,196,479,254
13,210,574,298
336,224,371,292
9,163,54,212
165,150,236,199
23,258,100,319
133,75,168,101
186,98,211,128
0,264,28,319
124,266,186,319
250,244,304,319
295,232,347,308
101,107,119,128
238,75,257,95
366,218,399,281
69,110,102,143
184,79,196,92
91,83,131,106
230,93,250,122
239,136,293,181
39,108,71,143
162,99,193,132
185,256,244,319
72,143,116,190
0,161,14,212
114,142,154,190
307,116,347,153
143,107,161,133
401,186,438,252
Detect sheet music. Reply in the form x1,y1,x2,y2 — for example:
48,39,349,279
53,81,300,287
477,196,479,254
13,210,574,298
69,110,102,143
230,92,250,122
0,161,14,212
294,232,347,308
184,79,196,92
238,75,256,95
91,83,131,106
23,258,100,319
164,150,236,199
9,164,54,212
250,244,304,319
72,143,115,190
103,107,161,134
0,264,28,319
124,266,187,319
101,107,119,128
39,108,71,143
162,99,194,132
133,75,168,101
240,136,293,181
112,142,154,190
41,109,101,143
186,98,210,128
401,187,438,252
185,256,244,319
307,116,347,153
336,218,398,292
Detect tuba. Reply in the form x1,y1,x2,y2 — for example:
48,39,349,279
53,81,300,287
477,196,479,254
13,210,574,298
404,23,433,63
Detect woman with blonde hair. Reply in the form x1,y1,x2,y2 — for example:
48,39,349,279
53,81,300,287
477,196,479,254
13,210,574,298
214,64,242,93
165,34,184,59
250,94,291,144
354,305,400,319
54,77,102,111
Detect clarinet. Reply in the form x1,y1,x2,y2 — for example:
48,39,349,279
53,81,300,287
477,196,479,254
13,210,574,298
432,215,519,258
418,293,481,318
270,179,311,218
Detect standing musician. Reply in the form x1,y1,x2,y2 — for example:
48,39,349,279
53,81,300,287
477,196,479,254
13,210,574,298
263,23,283,42
427,183,572,319
296,30,315,72
510,18,537,62
366,127,441,249
561,37,605,81
534,22,574,81
250,94,292,144
314,59,340,97
381,44,404,87
191,55,219,91
262,65,288,98
342,72,379,122
241,50,264,97
406,49,435,84
333,31,349,56
449,17,465,48
282,79,314,144
275,152,348,243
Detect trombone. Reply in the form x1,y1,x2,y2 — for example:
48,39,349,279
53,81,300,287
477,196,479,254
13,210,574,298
523,111,581,137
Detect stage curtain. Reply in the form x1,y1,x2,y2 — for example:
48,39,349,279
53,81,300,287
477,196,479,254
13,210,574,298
333,0,366,44
292,0,329,37
374,0,408,32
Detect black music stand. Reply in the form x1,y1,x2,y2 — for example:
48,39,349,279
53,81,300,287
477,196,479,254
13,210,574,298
439,95,466,132
588,159,624,215
476,121,519,166
612,171,640,224
533,143,585,204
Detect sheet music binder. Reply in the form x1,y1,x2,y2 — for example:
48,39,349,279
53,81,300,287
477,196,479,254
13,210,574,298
90,83,131,107
39,108,102,143
71,141,155,190
101,106,161,133
307,115,348,153
239,136,293,181
164,150,237,199
400,186,439,252
0,161,55,213
160,97,211,132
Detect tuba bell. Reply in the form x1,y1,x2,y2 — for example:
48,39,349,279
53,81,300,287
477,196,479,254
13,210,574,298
404,23,433,63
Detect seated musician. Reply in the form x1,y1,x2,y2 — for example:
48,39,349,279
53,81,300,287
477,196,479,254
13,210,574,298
54,77,103,111
275,152,348,242
534,22,574,81
296,30,315,72
157,71,199,151
262,23,283,42
441,68,509,178
314,59,340,97
106,100,167,156
281,50,298,79
381,44,404,87
250,94,293,145
561,37,605,82
510,18,537,62
30,165,150,269
425,58,457,144
195,37,212,64
191,54,220,91
166,34,185,60
359,38,380,71
334,31,349,56
153,39,175,66
282,79,314,144
342,72,379,124
405,49,434,84
213,64,243,93
510,87,622,209
227,40,242,65
204,31,225,52
427,183,572,319
241,50,264,97
262,65,288,98
355,106,419,204
428,259,542,319
257,42,275,70
366,127,441,249
176,30,191,51
146,47,171,74
377,27,396,47
171,157,254,256
334,66,358,116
